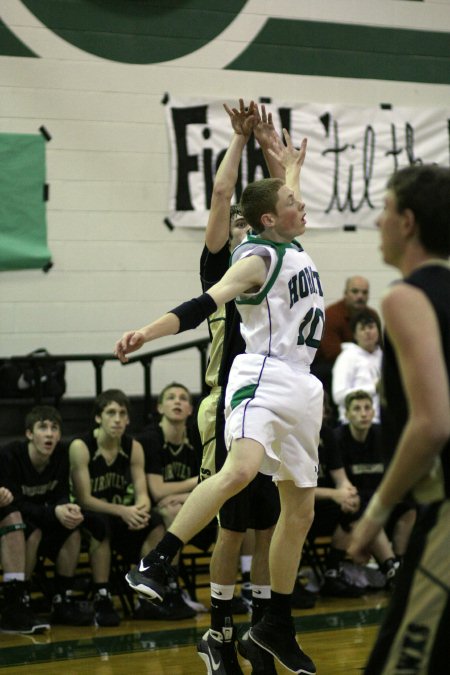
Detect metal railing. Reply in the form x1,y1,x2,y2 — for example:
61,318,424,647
9,337,211,412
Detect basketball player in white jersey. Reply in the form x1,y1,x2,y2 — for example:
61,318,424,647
115,129,324,675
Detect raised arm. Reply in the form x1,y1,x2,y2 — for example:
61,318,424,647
349,283,450,562
114,254,267,363
268,128,307,202
206,99,255,253
253,103,285,180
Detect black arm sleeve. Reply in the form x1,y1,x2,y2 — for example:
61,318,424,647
169,293,218,333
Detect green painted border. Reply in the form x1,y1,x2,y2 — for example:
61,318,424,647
227,19,450,84
19,0,246,64
0,19,37,58
0,607,385,667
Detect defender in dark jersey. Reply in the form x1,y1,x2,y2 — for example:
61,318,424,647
69,389,164,626
349,165,450,674
2,406,92,628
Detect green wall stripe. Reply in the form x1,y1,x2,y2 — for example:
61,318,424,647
0,19,37,58
20,0,246,63
227,19,450,84
0,607,385,667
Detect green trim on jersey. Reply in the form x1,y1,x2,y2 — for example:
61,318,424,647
230,384,258,411
234,236,303,306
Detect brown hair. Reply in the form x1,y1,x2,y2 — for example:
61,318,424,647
241,178,284,234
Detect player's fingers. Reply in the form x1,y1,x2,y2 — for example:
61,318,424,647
223,103,233,118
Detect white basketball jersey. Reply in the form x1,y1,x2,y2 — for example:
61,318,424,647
231,236,325,367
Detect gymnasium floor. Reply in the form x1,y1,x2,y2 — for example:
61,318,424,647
0,589,387,674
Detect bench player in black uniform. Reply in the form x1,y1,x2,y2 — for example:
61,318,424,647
324,391,398,594
2,406,92,627
69,389,164,626
349,164,450,674
136,381,200,620
0,485,50,633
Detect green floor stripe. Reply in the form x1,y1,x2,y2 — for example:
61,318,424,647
0,607,384,668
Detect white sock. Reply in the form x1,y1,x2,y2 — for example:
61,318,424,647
240,555,252,575
210,583,235,601
252,584,271,600
3,573,25,583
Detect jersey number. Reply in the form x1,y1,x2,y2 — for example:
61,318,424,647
297,308,324,347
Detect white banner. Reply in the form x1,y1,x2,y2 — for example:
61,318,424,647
164,97,449,230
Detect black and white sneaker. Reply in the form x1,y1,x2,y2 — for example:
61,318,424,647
51,592,94,626
94,589,120,627
125,554,172,602
0,581,50,634
237,628,277,675
197,626,243,675
250,615,316,674
320,569,364,598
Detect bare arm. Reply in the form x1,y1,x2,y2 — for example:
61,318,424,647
114,254,267,362
0,487,13,508
69,439,149,529
69,439,125,517
130,440,151,512
206,99,255,253
349,283,450,561
148,473,198,503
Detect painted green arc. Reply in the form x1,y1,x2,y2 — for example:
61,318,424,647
227,18,450,85
0,18,37,57
20,0,246,64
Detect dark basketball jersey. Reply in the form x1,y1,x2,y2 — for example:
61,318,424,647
382,264,450,501
317,423,344,488
138,426,199,483
334,424,384,501
79,430,133,505
1,440,70,526
200,243,245,390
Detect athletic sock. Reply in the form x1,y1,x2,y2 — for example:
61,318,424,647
266,590,292,623
210,583,234,633
251,585,271,625
141,531,183,566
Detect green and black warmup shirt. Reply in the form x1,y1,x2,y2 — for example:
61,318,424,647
334,424,384,503
78,430,133,505
139,426,199,492
1,439,70,527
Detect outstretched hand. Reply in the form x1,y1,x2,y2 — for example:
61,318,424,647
268,128,307,171
223,98,256,138
114,330,146,363
253,103,278,148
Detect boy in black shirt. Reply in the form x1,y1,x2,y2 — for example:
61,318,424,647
136,382,200,620
2,406,92,626
69,389,164,626
321,391,398,595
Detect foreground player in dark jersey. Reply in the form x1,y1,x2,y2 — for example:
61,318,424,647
349,164,450,674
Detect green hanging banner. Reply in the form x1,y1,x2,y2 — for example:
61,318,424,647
0,133,52,271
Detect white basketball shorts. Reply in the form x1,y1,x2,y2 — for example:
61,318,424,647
225,353,323,488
